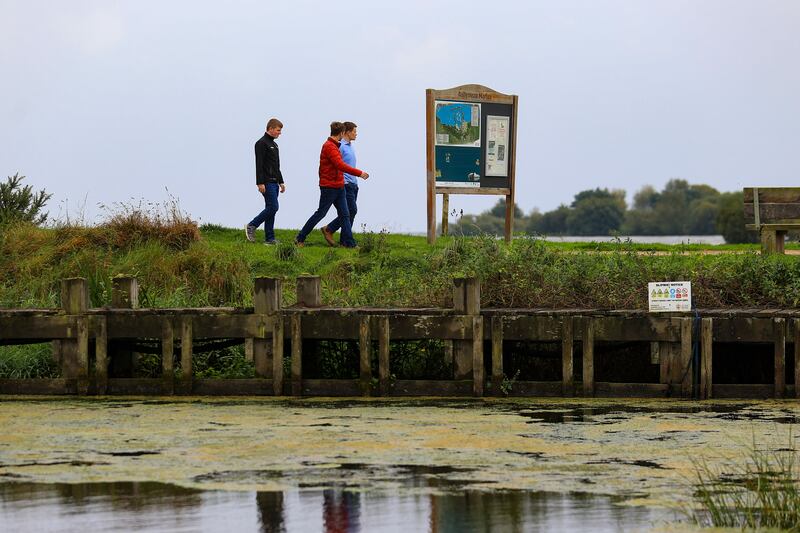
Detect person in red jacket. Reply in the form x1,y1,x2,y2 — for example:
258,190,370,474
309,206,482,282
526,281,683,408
295,122,369,248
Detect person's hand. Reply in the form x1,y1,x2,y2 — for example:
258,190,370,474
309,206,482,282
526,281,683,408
279,184,286,193
257,184,265,193
360,172,369,180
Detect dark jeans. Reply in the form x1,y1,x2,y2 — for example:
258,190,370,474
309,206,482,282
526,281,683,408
296,186,355,247
248,183,279,242
325,183,358,242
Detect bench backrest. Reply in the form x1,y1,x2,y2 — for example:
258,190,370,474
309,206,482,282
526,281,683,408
743,187,800,228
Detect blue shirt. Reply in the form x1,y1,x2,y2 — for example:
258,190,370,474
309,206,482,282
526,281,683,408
340,139,358,186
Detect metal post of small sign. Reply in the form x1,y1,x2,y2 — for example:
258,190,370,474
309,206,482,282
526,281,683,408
426,84,519,244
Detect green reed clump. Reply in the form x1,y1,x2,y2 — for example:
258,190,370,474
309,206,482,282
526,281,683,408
0,343,59,378
689,434,800,530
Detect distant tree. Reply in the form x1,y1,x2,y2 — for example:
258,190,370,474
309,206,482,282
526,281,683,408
529,204,570,235
716,191,758,244
623,179,721,235
566,189,626,235
488,198,524,218
0,173,52,226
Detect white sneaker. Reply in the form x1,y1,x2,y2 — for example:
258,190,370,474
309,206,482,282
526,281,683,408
245,225,256,242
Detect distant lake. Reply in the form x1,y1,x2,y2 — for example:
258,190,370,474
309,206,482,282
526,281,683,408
541,235,726,245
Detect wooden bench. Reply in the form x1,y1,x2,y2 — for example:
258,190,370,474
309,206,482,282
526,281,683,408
744,187,800,254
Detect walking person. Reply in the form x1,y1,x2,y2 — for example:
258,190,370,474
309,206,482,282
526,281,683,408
245,118,285,245
295,122,369,248
320,121,366,246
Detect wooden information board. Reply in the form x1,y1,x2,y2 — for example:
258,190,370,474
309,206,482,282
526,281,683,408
426,84,519,243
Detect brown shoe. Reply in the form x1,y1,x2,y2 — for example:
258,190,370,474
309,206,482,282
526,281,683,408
320,226,336,247
294,239,305,248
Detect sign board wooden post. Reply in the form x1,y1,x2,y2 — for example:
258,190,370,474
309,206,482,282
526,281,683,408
426,84,519,244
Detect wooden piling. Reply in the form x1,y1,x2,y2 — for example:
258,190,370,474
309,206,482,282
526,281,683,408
562,316,574,396
472,316,484,397
291,315,302,396
794,318,800,400
700,318,713,400
60,278,89,393
161,318,174,395
273,312,284,396
378,316,390,396
581,317,594,397
95,316,108,395
359,316,371,396
296,276,321,308
774,318,786,399
453,278,480,381
491,317,503,395
253,277,281,379
179,316,193,394
680,317,693,398
110,276,139,377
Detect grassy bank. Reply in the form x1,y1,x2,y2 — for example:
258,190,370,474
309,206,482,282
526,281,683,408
2,222,800,310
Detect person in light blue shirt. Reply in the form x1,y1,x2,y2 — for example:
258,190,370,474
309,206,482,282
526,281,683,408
321,121,367,246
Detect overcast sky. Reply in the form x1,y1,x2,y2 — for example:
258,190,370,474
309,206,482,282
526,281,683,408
2,1,799,233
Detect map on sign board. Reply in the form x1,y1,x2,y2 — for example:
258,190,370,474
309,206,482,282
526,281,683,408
435,101,481,147
648,281,692,312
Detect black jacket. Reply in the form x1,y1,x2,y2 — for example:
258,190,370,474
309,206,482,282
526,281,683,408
255,133,283,185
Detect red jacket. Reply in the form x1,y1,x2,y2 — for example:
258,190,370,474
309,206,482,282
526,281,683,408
319,137,362,188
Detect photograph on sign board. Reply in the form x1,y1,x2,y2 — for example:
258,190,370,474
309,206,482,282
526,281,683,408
435,146,481,187
435,101,481,147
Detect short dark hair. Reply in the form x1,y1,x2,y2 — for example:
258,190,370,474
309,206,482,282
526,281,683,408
343,121,357,133
330,121,345,136
266,118,283,130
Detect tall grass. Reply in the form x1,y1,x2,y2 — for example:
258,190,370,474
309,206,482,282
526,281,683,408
689,434,800,529
0,343,59,378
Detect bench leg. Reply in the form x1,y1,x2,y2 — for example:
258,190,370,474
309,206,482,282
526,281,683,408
760,229,786,255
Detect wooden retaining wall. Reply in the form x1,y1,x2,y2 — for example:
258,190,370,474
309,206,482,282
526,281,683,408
1,277,798,399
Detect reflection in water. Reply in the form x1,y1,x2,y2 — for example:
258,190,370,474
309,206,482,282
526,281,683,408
0,481,669,532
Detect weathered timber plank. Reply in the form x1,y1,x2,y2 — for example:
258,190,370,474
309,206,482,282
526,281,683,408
76,316,89,395
582,317,594,397
390,380,473,397
774,318,786,399
700,318,713,400
378,317,390,396
95,316,108,395
562,316,574,396
743,203,800,221
296,276,322,307
503,381,563,397
0,315,75,340
490,317,504,395
500,315,561,341
712,318,776,342
300,379,361,396
713,384,775,399
359,316,371,397
194,379,275,395
392,315,472,339
106,378,164,395
593,316,681,342
743,187,800,204
291,315,302,396
595,383,670,398
0,379,72,395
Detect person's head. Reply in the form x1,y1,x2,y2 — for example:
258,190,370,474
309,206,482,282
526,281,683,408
266,118,283,138
329,121,345,138
343,121,358,142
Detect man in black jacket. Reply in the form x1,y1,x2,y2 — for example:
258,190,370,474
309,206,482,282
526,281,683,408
246,118,286,244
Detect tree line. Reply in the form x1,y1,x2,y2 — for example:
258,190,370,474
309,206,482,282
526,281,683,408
453,179,757,243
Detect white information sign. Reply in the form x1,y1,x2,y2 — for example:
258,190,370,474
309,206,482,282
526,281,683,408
486,115,509,177
648,281,692,312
